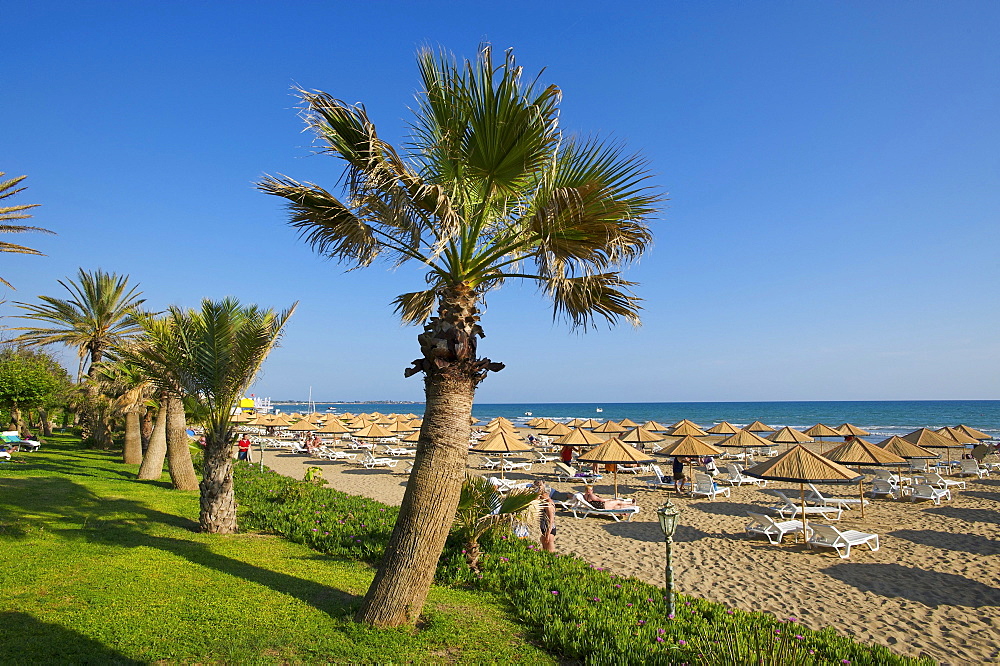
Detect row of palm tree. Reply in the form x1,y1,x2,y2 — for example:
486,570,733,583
7,267,294,533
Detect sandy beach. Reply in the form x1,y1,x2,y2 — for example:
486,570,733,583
256,436,1000,665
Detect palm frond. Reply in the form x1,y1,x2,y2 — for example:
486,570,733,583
391,289,438,325
547,272,642,329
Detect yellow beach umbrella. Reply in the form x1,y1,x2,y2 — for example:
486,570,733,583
767,426,814,448
555,427,605,447
836,423,870,437
670,419,700,430
876,435,940,461
229,412,250,423
472,430,530,479
902,428,968,468
580,419,603,429
657,436,725,492
618,418,639,428
591,421,626,434
936,426,979,445
804,423,841,438
619,427,665,447
316,420,351,435
670,422,707,437
642,420,668,432
288,420,319,433
543,423,572,437
353,423,395,439
717,429,772,461
953,424,990,441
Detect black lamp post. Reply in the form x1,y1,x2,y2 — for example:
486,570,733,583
656,499,680,617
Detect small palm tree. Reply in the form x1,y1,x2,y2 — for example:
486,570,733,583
0,172,55,288
120,298,295,532
260,45,660,626
453,475,538,571
94,356,154,465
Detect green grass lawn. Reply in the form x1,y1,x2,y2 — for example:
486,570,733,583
0,435,554,664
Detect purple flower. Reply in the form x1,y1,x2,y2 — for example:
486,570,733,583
678,639,686,645
551,591,559,595
795,635,804,640
788,616,797,622
841,661,851,665
657,629,666,635
656,637,664,642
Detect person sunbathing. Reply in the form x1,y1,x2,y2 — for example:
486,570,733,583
582,485,634,510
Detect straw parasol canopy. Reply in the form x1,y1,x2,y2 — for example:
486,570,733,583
936,426,979,445
488,417,514,428
401,430,420,442
591,421,626,434
903,428,969,467
767,426,813,444
316,420,351,435
580,418,603,429
485,420,517,433
716,429,772,452
804,423,841,438
534,418,558,430
745,421,775,433
554,427,605,447
229,412,250,423
823,438,906,517
288,420,320,433
836,423,870,437
876,436,939,460
618,418,639,428
641,420,668,432
706,421,740,435
619,427,665,446
352,423,396,439
953,424,990,440
657,436,724,458
670,422,708,437
525,417,543,428
745,444,863,536
543,423,572,437
472,430,531,479
670,419,700,430
577,437,653,497
567,418,587,427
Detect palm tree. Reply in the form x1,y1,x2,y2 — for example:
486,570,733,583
12,268,145,377
94,356,153,464
12,268,145,447
453,475,538,571
121,298,295,532
0,172,55,289
259,45,660,627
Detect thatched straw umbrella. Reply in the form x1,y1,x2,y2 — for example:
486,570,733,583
706,421,740,435
353,423,396,441
767,426,813,450
579,418,603,429
316,420,351,437
716,429,773,462
591,421,626,435
577,437,653,497
954,424,990,440
822,439,905,517
836,423,870,437
229,412,250,424
619,427,665,450
471,430,530,479
554,427,605,447
936,426,979,445
657,436,725,493
745,421,775,434
670,419,701,430
618,418,639,428
902,428,967,470
543,423,572,437
670,422,707,437
876,435,940,471
744,445,863,540
804,423,842,451
641,420,669,432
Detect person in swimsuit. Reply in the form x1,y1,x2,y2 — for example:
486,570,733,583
533,480,557,553
582,484,634,510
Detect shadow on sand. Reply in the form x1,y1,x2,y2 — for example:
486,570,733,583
889,529,1000,556
821,563,1000,608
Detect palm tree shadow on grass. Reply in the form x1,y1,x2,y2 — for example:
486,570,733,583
0,611,143,664
0,476,361,617
820,563,1000,608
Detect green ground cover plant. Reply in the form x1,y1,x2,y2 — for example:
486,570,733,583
0,435,554,663
236,464,933,666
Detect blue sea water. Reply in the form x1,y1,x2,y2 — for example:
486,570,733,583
273,400,1000,441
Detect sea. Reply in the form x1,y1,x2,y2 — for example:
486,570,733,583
271,400,1000,441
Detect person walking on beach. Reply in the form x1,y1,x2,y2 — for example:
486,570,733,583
533,481,557,553
673,456,687,494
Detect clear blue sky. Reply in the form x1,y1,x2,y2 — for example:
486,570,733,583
3,1,998,402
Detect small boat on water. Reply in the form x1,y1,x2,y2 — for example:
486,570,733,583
524,411,532,416
596,407,603,413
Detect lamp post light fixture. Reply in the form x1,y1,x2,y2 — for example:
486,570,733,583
656,500,681,617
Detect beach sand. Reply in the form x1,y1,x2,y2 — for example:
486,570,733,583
256,438,1000,665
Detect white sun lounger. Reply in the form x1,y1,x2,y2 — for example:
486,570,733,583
957,459,989,478
645,465,671,489
745,512,807,544
691,473,731,500
807,523,879,559
724,464,766,487
501,459,533,472
909,483,950,504
360,452,397,469
767,491,842,521
806,483,868,510
870,479,901,499
563,492,640,522
921,472,965,491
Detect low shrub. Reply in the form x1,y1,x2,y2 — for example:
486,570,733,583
233,465,929,666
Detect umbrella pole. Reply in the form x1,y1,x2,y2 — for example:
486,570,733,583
859,478,865,519
614,468,619,498
800,482,808,544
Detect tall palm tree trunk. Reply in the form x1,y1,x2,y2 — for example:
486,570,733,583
123,410,142,464
355,372,475,626
166,395,198,490
140,407,152,452
200,428,237,533
137,402,167,480
357,286,491,626
38,408,52,436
